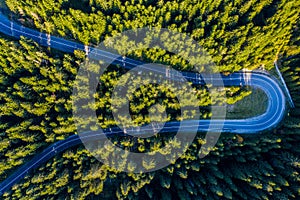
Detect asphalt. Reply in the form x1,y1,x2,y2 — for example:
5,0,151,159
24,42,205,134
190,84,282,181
0,13,287,194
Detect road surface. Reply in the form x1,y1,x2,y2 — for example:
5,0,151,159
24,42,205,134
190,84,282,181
0,13,287,194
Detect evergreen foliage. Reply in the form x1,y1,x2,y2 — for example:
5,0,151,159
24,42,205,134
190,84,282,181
0,0,299,199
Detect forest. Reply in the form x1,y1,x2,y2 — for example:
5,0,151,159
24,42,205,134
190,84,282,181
0,0,299,199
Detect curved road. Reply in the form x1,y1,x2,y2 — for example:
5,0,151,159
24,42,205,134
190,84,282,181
0,14,287,194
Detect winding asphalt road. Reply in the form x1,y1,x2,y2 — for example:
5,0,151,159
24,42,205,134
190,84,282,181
0,13,287,194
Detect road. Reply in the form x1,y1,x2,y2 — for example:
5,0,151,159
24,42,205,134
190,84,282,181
0,13,287,194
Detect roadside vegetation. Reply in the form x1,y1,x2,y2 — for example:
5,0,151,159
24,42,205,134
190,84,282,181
226,88,268,119
0,0,299,199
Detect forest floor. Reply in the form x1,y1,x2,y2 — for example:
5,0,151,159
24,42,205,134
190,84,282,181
226,88,268,119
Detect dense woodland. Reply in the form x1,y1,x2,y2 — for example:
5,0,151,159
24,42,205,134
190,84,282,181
0,0,299,199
